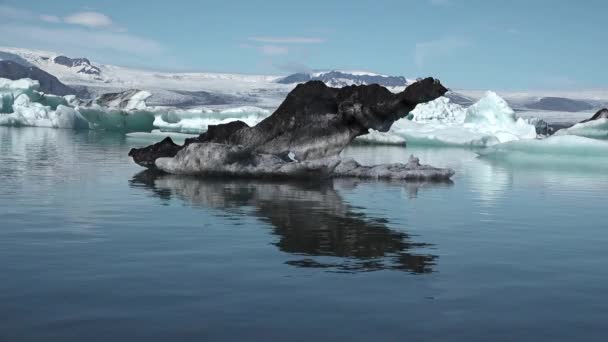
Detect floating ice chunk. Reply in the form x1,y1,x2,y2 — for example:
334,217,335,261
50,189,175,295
0,78,41,113
334,155,455,180
410,96,466,124
0,93,88,129
477,135,608,170
479,135,608,157
77,107,156,132
555,118,608,140
356,129,407,145
363,91,537,147
287,151,298,162
154,106,270,134
155,142,454,181
126,130,198,144
0,78,39,92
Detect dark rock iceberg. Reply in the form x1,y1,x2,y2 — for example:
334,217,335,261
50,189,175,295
129,78,454,180
0,60,76,96
581,108,608,123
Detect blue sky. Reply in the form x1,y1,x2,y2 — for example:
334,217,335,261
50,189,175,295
0,0,606,90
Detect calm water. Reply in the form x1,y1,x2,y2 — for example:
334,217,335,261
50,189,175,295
1,126,608,341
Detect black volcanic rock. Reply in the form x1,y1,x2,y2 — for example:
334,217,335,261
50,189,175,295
184,120,250,145
54,55,101,76
129,137,183,168
129,78,448,171
0,51,35,67
581,108,608,123
0,60,76,96
276,73,312,84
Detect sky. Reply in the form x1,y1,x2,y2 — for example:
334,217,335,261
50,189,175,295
0,0,606,90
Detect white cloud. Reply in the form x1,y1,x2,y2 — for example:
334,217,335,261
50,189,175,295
415,37,471,68
249,36,325,44
63,11,114,28
261,45,289,56
40,14,61,23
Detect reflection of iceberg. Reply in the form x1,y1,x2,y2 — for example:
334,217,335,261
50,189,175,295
129,171,441,273
366,92,537,147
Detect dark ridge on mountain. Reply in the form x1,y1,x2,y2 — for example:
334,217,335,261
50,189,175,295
444,92,475,106
0,60,77,96
525,97,594,112
53,55,101,76
0,51,35,68
276,71,410,88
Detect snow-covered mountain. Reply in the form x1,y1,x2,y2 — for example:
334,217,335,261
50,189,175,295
1,46,606,113
0,46,290,108
276,70,415,89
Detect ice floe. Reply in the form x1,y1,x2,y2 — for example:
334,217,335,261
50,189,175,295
366,92,538,147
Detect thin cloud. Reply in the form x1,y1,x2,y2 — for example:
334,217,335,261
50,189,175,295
63,11,114,28
40,14,61,23
274,61,312,74
429,0,450,6
415,37,471,68
249,36,326,44
261,45,289,56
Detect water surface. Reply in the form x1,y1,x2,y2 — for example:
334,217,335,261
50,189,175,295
1,127,607,341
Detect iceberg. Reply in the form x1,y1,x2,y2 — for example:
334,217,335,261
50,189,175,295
367,92,538,147
131,78,455,181
554,109,608,140
478,135,608,170
0,78,273,134
153,106,270,134
479,135,608,157
0,92,88,129
555,119,608,140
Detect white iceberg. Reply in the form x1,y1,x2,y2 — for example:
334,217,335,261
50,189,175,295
0,78,269,133
365,92,537,147
555,118,608,140
479,135,608,157
0,92,88,129
153,106,270,134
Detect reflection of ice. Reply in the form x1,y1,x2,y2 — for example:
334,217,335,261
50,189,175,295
0,127,128,236
129,171,444,274
341,145,509,207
